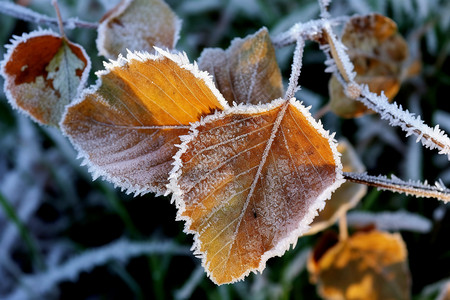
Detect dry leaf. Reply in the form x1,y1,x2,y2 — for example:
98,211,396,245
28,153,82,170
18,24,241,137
1,29,90,126
168,98,344,284
198,27,283,106
61,49,227,195
307,139,367,235
97,0,181,59
308,230,411,300
329,13,409,118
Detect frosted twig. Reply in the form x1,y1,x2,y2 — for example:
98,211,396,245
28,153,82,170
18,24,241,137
51,0,66,39
0,2,97,30
318,0,331,18
5,239,190,300
285,37,305,100
343,172,450,203
174,266,205,300
321,18,450,158
357,86,450,158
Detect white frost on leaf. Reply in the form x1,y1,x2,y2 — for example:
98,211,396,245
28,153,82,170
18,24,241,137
347,211,432,233
46,40,86,103
168,97,344,284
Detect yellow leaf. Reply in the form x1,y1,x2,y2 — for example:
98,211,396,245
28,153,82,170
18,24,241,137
308,230,411,300
61,49,227,195
169,98,344,284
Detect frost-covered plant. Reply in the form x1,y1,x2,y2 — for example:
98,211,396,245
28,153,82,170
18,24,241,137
0,0,449,298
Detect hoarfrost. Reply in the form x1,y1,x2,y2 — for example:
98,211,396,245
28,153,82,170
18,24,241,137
5,239,190,300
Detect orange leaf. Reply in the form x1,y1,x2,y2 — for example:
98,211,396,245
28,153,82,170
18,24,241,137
328,14,409,118
308,139,367,235
169,98,344,284
1,29,90,126
198,27,283,106
308,230,411,300
61,49,227,195
97,0,181,59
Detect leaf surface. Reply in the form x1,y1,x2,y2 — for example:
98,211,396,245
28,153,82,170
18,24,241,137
308,230,411,300
328,14,409,118
169,98,343,284
308,139,367,235
1,30,90,126
61,49,227,195
97,0,181,59
198,27,283,106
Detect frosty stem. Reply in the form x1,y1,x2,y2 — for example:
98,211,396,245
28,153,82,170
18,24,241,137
273,15,450,159
51,0,66,39
0,2,97,29
343,172,450,203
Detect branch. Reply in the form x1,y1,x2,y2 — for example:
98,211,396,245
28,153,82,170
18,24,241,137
344,172,450,203
320,20,450,159
0,2,97,30
285,37,305,99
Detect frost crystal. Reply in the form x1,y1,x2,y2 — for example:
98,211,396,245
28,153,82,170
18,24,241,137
357,86,450,159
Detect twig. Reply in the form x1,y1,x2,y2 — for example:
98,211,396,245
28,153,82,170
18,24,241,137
343,172,450,203
285,37,305,100
51,0,66,39
320,19,450,159
0,2,98,30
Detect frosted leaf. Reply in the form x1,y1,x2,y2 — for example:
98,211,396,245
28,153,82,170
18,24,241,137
1,29,90,126
61,49,227,195
347,211,432,233
168,98,344,284
198,27,283,106
328,14,409,118
96,0,182,59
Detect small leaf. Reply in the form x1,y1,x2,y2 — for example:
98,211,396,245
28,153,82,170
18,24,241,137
328,14,409,118
169,98,344,284
61,49,227,195
308,139,367,235
1,29,90,126
308,230,411,300
97,0,181,59
198,27,283,106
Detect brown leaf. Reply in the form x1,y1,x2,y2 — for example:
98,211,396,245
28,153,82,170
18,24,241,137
168,99,344,284
198,27,283,106
61,49,227,195
1,29,90,126
307,139,367,235
97,0,181,59
308,230,411,300
328,13,409,118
